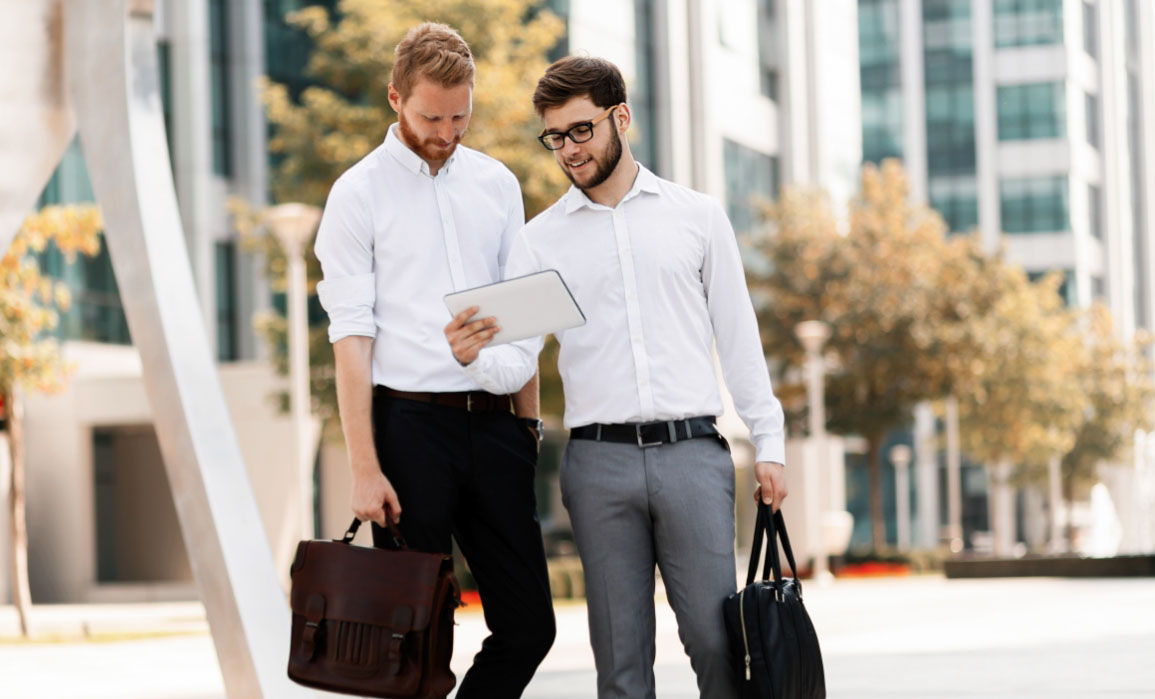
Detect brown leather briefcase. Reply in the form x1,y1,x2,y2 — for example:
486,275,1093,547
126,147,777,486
287,518,460,698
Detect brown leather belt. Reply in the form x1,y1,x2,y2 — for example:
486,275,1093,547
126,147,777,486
374,386,513,413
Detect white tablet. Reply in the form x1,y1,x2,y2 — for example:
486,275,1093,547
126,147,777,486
444,270,585,345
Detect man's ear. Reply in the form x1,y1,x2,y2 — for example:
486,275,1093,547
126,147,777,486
615,103,632,134
387,83,402,114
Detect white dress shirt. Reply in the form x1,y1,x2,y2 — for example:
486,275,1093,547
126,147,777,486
465,165,786,464
315,124,527,392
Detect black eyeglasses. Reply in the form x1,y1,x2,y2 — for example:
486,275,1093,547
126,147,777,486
537,106,618,150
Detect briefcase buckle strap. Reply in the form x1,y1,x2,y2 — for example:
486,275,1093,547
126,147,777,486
301,594,326,661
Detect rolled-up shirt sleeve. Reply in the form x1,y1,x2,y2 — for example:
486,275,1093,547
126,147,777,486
314,176,377,343
702,199,787,465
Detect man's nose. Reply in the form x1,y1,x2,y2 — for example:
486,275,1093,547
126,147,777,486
439,122,456,143
560,137,582,159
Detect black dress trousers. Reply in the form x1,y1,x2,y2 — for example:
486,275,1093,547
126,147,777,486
370,391,556,698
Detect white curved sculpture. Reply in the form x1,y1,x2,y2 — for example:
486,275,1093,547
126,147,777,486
1,2,310,696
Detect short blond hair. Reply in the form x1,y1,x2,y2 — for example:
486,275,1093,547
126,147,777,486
392,22,475,100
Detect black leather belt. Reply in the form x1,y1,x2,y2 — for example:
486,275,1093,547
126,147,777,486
570,417,718,447
374,386,513,413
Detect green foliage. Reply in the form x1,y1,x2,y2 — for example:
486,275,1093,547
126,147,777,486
746,159,1154,546
1,205,103,395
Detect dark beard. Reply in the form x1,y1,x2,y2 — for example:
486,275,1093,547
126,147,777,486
566,127,623,191
397,110,461,164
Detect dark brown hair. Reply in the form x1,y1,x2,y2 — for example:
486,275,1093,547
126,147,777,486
392,22,475,99
532,56,628,116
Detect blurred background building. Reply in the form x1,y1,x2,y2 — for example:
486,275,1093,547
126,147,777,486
856,0,1155,552
2,0,1153,605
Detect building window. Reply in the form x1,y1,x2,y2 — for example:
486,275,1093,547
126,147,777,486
860,0,903,164
1085,92,1099,148
923,0,976,178
1000,176,1069,234
723,139,779,235
1083,1,1098,59
993,0,1063,48
209,0,232,177
997,82,1065,140
929,175,979,233
1087,183,1102,240
925,83,976,173
215,241,239,362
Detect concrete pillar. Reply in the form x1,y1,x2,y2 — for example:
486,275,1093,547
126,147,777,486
972,0,1001,253
914,402,939,548
899,0,927,203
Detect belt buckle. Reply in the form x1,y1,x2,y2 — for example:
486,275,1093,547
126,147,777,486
467,393,474,412
636,424,662,448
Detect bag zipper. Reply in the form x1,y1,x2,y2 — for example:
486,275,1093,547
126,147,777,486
739,587,751,680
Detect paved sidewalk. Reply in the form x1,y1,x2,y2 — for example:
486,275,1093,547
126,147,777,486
2,576,1153,698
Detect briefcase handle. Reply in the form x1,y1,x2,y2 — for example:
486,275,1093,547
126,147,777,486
745,504,802,597
339,516,409,550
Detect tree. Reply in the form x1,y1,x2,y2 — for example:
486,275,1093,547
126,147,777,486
748,161,985,550
954,265,1087,554
247,0,568,429
1,205,102,637
1056,305,1155,542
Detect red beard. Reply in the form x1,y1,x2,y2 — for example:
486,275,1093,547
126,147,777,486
397,110,462,165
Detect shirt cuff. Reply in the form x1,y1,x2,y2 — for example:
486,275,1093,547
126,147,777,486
752,435,786,467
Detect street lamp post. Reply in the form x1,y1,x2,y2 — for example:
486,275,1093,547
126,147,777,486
890,444,912,550
265,203,322,540
795,320,832,584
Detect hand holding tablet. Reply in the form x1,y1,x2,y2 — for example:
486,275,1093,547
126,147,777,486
443,270,585,362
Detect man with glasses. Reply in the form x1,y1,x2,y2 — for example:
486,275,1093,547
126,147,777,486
315,23,554,697
445,56,789,699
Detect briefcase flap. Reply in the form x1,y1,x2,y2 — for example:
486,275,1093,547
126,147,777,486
290,539,450,632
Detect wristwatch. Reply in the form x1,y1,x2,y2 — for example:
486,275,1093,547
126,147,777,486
522,417,545,442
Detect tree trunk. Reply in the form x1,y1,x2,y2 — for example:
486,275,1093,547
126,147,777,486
867,434,886,551
6,384,32,637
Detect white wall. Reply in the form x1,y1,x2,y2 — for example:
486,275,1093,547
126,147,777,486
17,343,308,602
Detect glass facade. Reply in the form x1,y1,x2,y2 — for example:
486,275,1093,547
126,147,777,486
993,0,1063,48
35,140,132,345
996,82,1065,140
631,0,658,172
924,0,978,237
1000,175,1069,234
929,175,979,233
209,0,232,177
215,242,239,361
859,0,903,164
723,138,779,235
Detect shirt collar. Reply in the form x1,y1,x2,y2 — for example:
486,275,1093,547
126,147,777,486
383,123,458,177
562,162,661,214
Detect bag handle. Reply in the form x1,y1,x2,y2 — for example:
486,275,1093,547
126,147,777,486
745,504,803,597
339,516,408,549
